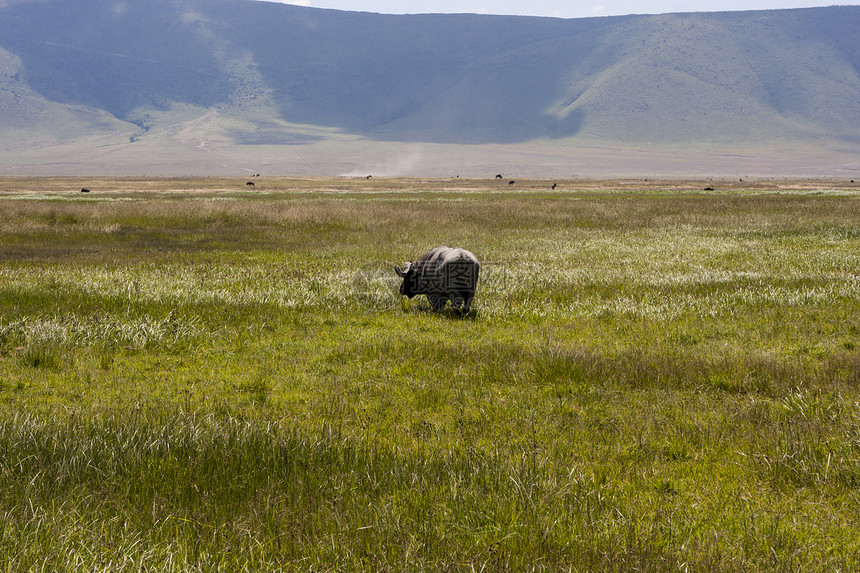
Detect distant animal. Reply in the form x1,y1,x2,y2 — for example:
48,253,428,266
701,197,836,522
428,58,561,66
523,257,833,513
246,181,255,186
551,183,557,190
704,186,715,191
366,175,372,179
394,246,480,314
508,180,515,186
80,188,90,193
495,174,503,179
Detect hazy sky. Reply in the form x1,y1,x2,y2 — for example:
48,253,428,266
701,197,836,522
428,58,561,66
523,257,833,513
261,1,854,18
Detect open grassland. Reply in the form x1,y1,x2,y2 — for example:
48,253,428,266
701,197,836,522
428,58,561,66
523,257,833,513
2,176,860,571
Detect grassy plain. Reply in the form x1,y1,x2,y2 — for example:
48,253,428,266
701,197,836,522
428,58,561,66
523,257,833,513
2,176,860,571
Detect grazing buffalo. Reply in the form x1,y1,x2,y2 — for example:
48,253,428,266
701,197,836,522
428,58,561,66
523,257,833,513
508,180,515,186
246,181,255,186
495,174,503,179
394,246,480,314
551,183,557,190
80,188,90,193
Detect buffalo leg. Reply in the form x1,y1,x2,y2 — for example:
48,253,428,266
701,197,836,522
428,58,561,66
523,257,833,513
427,294,445,311
462,292,474,314
450,294,464,311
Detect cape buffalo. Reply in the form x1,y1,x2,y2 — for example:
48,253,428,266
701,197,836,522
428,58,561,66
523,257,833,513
394,246,480,313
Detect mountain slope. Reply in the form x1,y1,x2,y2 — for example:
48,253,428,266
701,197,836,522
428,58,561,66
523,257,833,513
0,0,859,173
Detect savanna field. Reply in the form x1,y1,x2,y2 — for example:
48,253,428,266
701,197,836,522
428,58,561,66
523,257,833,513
2,176,860,571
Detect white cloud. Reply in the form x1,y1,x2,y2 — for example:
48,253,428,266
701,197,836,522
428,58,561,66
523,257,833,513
111,2,129,16
180,9,206,24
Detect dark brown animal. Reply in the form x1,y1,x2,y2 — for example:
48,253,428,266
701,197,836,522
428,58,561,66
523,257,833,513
394,246,480,314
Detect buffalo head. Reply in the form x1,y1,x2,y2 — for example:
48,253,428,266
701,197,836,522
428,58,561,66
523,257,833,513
393,262,416,297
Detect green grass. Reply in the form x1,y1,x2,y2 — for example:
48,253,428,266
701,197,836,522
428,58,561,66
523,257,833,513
2,177,860,571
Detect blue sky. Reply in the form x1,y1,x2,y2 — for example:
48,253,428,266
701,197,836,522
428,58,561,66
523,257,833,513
261,1,854,18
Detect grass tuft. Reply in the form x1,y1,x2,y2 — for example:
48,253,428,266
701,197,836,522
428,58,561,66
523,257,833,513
21,343,64,369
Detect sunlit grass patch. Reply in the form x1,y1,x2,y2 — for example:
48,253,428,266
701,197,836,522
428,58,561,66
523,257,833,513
0,311,203,353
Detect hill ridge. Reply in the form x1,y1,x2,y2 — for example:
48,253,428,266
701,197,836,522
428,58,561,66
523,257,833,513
1,0,859,176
